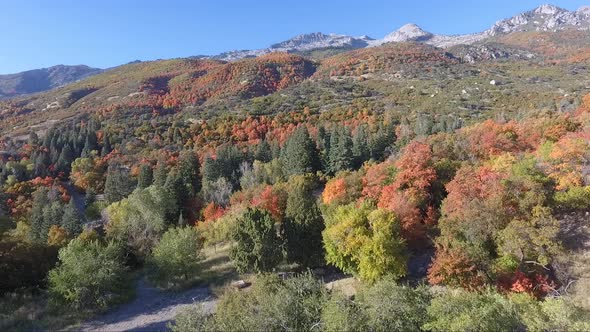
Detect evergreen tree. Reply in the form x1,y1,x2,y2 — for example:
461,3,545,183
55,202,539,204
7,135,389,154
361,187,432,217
29,187,50,242
28,131,39,146
104,165,135,203
42,201,64,244
164,170,188,220
328,126,353,174
280,126,321,177
254,140,272,163
284,176,325,267
101,136,112,157
352,124,370,168
201,157,220,186
85,188,96,207
137,164,154,189
229,208,283,273
153,161,168,187
61,199,83,236
178,151,201,196
56,144,74,175
215,145,244,188
270,140,281,160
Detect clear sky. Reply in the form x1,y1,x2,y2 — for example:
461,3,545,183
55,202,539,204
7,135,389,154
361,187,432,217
0,0,587,74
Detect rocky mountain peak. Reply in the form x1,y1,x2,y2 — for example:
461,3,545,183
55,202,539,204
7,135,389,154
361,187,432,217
383,23,433,43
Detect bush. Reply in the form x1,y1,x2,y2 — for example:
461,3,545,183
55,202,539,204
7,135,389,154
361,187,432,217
321,292,367,331
48,238,131,310
171,273,326,332
0,241,58,294
357,278,431,331
105,185,176,258
510,293,590,332
424,288,519,332
229,208,282,273
148,227,203,289
554,186,590,211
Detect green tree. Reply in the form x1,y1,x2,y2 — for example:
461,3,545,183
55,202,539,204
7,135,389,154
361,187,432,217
352,124,370,168
153,161,168,187
356,278,431,332
137,164,153,189
148,227,203,289
283,175,324,267
104,165,135,204
171,273,326,332
328,126,354,174
61,199,83,236
322,204,407,283
178,151,201,196
229,209,282,273
254,139,272,163
29,187,51,242
105,186,177,258
280,126,321,177
48,238,131,310
56,144,74,174
424,288,519,332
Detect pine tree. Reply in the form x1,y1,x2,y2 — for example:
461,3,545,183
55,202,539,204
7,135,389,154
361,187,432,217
137,164,154,189
328,126,353,174
101,136,112,157
104,165,135,203
201,156,220,187
61,199,83,236
352,124,370,168
85,188,96,207
153,161,168,187
254,140,272,163
164,170,188,220
56,144,74,174
29,187,50,242
284,175,325,267
178,151,201,196
280,126,321,177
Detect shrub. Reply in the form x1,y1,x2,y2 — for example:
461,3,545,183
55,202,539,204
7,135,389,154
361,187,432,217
148,227,203,289
48,238,131,310
0,241,58,294
554,186,590,211
357,278,431,331
510,293,590,332
171,273,326,332
424,288,519,332
229,208,282,273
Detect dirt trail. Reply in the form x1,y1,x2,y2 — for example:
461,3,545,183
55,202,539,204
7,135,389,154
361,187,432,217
78,279,216,332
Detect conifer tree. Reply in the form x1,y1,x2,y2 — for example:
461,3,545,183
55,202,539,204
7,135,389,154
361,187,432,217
137,164,154,189
280,126,321,177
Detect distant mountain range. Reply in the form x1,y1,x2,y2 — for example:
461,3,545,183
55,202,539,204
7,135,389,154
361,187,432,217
2,4,589,98
0,65,102,99
211,4,590,60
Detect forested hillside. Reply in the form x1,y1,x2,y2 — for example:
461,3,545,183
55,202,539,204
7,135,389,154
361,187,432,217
1,6,590,331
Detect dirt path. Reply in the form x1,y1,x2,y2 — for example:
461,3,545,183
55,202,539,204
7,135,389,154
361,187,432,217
78,279,216,332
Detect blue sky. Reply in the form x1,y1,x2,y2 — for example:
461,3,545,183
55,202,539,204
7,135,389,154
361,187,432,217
0,0,587,74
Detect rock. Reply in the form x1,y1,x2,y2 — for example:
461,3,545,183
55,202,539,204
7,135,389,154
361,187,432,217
230,280,250,289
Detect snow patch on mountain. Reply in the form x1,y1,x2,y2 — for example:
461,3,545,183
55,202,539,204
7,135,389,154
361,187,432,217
215,33,373,61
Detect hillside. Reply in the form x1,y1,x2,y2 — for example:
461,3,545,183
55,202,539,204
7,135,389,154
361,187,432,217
2,3,590,331
0,65,102,99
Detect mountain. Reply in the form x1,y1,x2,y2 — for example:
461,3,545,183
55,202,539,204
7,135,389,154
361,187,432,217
211,4,590,61
0,65,102,99
213,32,374,61
372,4,590,48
